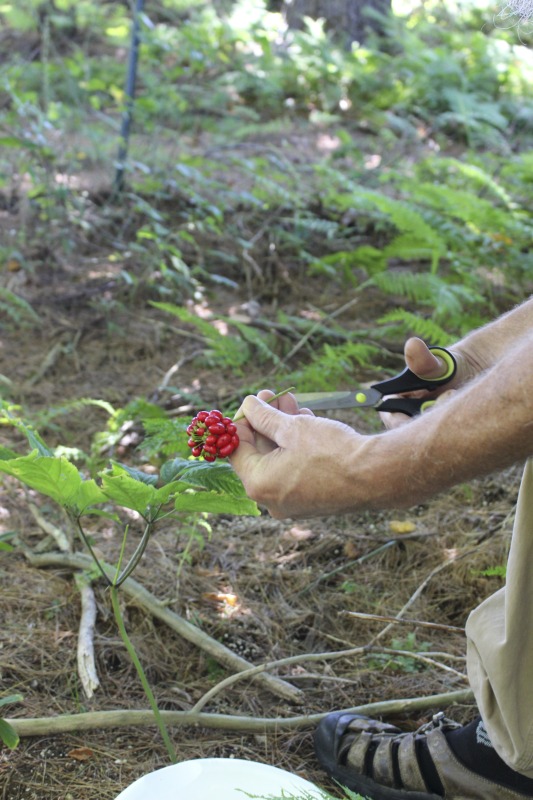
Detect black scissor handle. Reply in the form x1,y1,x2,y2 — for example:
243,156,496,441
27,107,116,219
377,396,438,416
372,346,457,417
372,346,457,397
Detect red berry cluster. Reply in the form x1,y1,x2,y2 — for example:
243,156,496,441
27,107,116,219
187,410,239,462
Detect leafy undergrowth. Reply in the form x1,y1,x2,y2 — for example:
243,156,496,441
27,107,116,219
0,0,531,798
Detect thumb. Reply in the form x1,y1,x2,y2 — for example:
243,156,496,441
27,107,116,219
404,337,449,380
239,395,286,443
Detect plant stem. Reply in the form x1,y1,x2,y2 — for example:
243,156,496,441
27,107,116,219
109,585,178,763
233,387,295,421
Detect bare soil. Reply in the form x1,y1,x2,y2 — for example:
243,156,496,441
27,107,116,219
0,146,521,800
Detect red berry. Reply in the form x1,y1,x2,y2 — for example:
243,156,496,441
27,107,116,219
216,433,231,448
187,410,239,461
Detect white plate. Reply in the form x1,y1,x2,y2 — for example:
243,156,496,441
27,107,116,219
114,757,325,799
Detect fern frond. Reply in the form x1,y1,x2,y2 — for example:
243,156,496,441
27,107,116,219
222,317,281,366
290,341,381,391
151,302,250,372
378,310,453,344
0,289,40,327
411,183,522,239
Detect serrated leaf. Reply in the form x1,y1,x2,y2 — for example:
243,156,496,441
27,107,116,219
160,457,190,484
175,491,259,516
73,479,108,514
165,459,247,498
152,480,189,506
99,464,158,514
111,461,159,487
0,718,19,749
0,452,83,507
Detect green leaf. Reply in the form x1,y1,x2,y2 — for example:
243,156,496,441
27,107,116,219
0,532,16,552
0,452,83,507
175,491,259,516
162,459,247,498
112,461,159,487
73,479,109,514
99,464,158,514
0,694,23,709
160,457,190,484
0,694,23,750
0,718,19,749
0,445,19,460
0,452,107,515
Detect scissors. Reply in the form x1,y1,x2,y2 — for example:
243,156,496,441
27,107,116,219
294,346,457,417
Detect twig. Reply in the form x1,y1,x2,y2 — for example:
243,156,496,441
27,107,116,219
153,349,205,399
6,687,474,738
365,647,467,681
29,503,72,553
342,610,464,634
372,549,475,643
25,550,303,705
298,540,396,597
270,296,360,372
74,573,101,699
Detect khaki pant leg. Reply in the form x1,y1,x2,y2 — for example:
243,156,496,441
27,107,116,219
466,459,533,776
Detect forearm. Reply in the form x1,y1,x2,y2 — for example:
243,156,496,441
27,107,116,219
356,330,533,511
451,296,533,374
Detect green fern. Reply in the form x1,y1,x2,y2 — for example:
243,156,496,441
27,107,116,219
151,302,250,373
221,316,281,367
290,341,381,391
409,183,525,240
323,183,447,273
378,309,453,344
140,418,190,460
417,157,514,208
0,288,40,328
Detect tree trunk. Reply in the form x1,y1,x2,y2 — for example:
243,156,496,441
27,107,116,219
282,0,391,45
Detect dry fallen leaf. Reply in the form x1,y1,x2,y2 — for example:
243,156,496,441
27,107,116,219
389,519,417,535
67,747,94,762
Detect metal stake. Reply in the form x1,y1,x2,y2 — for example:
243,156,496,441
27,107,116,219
114,0,145,193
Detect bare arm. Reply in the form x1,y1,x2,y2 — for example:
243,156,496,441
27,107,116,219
407,296,533,384
231,302,533,519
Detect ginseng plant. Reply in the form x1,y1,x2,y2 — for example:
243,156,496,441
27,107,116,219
0,404,260,761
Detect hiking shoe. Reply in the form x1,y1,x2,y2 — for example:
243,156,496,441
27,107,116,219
314,711,533,799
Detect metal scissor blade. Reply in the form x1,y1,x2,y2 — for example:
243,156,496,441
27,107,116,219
294,388,383,411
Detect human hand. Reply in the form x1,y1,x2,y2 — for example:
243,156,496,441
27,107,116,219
230,391,370,518
380,337,458,430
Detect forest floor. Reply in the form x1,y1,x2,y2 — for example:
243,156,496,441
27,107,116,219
0,123,521,800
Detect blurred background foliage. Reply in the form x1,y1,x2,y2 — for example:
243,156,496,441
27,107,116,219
1,0,532,398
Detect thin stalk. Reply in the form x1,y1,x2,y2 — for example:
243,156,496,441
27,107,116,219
233,387,295,421
115,516,159,587
114,525,130,585
109,584,177,763
72,515,111,586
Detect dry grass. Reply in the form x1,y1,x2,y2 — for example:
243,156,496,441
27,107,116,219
0,168,521,798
